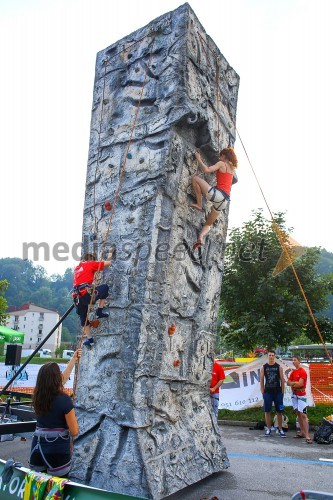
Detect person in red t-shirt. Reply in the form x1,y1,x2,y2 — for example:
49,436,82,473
190,147,238,249
210,361,226,419
73,248,113,347
287,355,312,443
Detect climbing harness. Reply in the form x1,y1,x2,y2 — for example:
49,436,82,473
30,428,71,476
207,186,229,212
71,283,94,301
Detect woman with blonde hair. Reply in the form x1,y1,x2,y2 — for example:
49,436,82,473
190,147,238,249
29,351,80,476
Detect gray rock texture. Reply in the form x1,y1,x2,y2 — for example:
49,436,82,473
70,3,239,499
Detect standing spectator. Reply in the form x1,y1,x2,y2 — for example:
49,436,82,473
210,361,226,419
260,350,286,437
287,355,312,444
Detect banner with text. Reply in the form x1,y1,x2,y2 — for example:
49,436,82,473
0,363,73,391
219,356,314,411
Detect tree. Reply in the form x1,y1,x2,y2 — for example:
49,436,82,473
220,210,333,353
0,258,77,340
0,279,9,326
55,343,69,358
61,326,73,343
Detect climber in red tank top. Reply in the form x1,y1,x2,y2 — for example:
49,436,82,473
216,170,233,195
190,147,238,249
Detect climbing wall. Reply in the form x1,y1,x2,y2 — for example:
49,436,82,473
70,3,239,499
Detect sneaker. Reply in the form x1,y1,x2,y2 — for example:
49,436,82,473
96,309,109,319
271,425,276,431
265,428,271,436
276,429,286,438
83,337,94,347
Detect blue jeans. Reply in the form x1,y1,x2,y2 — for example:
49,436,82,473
263,391,284,413
210,393,219,418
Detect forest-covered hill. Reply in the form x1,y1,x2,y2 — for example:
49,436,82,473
0,258,76,341
0,248,332,342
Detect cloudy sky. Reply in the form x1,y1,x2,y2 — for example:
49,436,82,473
0,0,332,276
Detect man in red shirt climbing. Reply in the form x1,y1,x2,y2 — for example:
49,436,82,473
210,361,226,419
73,248,114,347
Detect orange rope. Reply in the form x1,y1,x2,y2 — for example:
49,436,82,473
273,223,332,365
93,61,108,237
197,31,332,364
215,58,220,150
92,32,153,237
72,38,156,399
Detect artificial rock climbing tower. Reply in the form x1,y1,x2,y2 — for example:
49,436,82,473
70,3,239,499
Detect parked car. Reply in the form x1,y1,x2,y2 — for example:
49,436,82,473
40,349,52,358
62,350,74,359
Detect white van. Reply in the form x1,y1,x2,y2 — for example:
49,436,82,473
62,350,74,359
40,349,52,358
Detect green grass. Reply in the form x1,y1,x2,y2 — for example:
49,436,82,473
219,404,333,426
0,356,70,364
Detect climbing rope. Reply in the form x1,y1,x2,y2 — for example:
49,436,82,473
215,58,221,150
197,30,332,365
72,36,156,399
91,31,153,236
92,61,108,238
311,386,333,403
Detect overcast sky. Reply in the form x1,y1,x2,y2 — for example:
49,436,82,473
1,0,332,276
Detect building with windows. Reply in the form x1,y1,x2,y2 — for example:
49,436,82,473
7,303,62,355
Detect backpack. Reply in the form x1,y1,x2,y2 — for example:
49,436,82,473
313,421,333,444
254,421,265,430
273,414,289,431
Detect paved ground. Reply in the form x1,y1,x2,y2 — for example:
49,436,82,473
165,423,333,499
1,424,333,499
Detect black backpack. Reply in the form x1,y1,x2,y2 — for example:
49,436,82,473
313,421,333,444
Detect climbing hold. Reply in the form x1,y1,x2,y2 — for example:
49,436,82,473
173,359,181,367
104,201,112,211
127,152,132,159
90,319,100,328
168,324,177,335
89,233,97,242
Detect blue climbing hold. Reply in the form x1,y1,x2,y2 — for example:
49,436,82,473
127,152,132,159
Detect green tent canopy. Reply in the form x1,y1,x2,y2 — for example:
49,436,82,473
0,325,25,344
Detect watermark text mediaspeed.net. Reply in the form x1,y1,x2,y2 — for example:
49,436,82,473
22,238,270,264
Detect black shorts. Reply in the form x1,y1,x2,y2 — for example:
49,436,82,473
29,434,72,476
75,284,109,326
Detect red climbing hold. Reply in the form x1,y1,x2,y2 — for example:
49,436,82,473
168,324,177,335
104,201,112,211
90,319,100,328
173,359,181,367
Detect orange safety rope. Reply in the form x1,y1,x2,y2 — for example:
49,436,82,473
198,33,221,149
311,386,333,403
93,61,108,237
215,58,220,150
273,223,333,364
197,31,332,365
72,37,156,399
92,32,153,235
